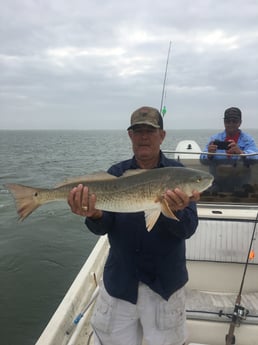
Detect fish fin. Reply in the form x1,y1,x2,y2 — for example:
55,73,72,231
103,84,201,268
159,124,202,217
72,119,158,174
121,169,148,178
56,171,116,187
5,184,42,221
144,209,161,232
161,199,179,221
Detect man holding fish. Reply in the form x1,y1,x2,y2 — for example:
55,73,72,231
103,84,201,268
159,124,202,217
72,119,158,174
68,106,203,345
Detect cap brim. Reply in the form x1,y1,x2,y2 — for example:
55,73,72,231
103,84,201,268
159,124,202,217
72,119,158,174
127,121,161,130
224,116,241,120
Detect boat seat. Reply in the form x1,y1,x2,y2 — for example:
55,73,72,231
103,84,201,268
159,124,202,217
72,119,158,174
185,288,258,325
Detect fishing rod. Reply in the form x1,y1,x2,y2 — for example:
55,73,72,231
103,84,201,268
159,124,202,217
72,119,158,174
225,212,258,345
160,41,172,117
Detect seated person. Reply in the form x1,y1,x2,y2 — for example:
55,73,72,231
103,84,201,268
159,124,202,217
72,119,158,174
200,107,258,192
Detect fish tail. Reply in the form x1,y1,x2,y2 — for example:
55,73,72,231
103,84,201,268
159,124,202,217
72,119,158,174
5,183,42,221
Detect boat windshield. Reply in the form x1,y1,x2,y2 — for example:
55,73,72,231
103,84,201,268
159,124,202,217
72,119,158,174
171,151,258,205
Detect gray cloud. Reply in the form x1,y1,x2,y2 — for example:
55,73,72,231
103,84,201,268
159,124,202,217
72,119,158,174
1,0,258,129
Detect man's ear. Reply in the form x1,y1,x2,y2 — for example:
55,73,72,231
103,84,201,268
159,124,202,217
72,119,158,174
128,130,133,140
160,130,166,143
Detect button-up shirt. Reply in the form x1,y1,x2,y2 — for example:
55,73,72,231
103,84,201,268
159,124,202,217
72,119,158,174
85,151,198,304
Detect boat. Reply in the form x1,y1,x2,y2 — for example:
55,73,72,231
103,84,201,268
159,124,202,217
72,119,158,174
35,141,258,345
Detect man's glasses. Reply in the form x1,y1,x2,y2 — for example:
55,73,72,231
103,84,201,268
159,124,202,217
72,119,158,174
224,118,240,124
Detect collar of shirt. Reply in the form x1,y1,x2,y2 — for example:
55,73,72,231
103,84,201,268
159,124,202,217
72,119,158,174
130,151,167,169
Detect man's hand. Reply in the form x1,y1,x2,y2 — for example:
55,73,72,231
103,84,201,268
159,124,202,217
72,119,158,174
67,184,103,219
164,188,200,211
226,140,243,155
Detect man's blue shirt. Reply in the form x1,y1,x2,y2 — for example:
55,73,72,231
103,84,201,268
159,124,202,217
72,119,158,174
200,130,257,161
85,151,198,304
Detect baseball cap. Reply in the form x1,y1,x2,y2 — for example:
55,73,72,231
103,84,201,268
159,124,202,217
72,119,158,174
127,106,163,130
224,107,242,120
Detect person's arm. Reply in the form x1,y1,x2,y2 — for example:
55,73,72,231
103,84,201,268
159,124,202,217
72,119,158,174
159,203,198,239
160,188,199,239
239,135,258,156
85,211,114,235
68,183,113,235
226,135,258,162
200,134,226,162
200,139,217,162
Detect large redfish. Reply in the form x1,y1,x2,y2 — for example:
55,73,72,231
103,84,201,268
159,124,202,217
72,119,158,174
5,167,213,231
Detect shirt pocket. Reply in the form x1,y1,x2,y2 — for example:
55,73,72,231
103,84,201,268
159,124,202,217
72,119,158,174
91,281,117,333
156,287,186,331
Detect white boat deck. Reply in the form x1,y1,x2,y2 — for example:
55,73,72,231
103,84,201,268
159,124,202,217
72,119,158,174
186,289,258,323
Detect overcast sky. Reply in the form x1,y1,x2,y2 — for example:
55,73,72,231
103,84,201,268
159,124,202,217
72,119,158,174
1,0,258,130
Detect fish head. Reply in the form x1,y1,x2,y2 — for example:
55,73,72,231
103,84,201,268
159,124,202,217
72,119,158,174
175,168,214,195
162,167,214,196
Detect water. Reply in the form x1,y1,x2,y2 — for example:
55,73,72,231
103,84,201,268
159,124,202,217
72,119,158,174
1,129,258,345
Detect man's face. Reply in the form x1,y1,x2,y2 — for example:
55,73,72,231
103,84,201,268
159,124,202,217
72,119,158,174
128,125,166,162
224,117,241,134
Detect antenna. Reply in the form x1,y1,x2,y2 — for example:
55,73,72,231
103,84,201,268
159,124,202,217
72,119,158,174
160,41,172,116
